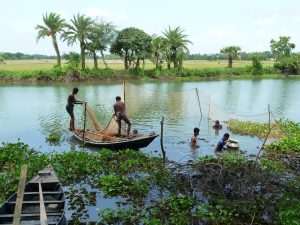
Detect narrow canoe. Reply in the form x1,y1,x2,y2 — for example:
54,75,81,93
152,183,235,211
0,165,66,225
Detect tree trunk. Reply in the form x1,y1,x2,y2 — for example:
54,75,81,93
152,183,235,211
124,51,129,70
167,62,171,70
136,58,140,69
100,50,108,69
93,52,98,69
228,56,233,68
174,60,178,68
155,55,159,69
80,42,85,70
51,35,61,67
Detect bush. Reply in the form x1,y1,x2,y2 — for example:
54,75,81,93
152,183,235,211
251,55,263,75
274,54,300,75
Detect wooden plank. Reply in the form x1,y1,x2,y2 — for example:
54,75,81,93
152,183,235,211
8,200,64,204
0,213,62,218
13,164,27,225
39,182,48,225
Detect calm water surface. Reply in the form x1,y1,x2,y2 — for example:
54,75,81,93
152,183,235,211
1,79,300,162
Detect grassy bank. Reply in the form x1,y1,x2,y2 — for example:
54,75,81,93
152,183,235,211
0,63,292,83
0,59,274,71
0,142,299,224
0,59,291,82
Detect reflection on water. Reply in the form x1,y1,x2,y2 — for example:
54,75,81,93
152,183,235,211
0,79,299,162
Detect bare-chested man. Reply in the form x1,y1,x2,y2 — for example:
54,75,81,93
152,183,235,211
113,96,131,137
66,87,85,131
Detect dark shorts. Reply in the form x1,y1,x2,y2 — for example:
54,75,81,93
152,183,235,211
66,105,74,115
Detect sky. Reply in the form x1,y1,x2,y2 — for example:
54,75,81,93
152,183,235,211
0,0,300,55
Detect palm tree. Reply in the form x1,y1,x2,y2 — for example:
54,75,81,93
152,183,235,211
162,26,192,68
151,36,165,69
61,14,94,70
87,21,117,69
36,12,65,67
220,46,241,68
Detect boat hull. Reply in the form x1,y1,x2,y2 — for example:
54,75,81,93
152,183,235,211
73,132,159,150
0,165,66,225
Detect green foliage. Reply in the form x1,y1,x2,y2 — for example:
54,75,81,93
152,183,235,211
162,26,192,69
110,27,152,70
99,208,143,225
220,46,241,68
63,51,81,67
264,119,300,153
35,12,65,67
0,55,5,64
270,36,296,60
251,55,263,75
46,132,61,144
278,195,300,225
61,13,94,70
228,119,271,138
274,54,300,75
94,174,150,198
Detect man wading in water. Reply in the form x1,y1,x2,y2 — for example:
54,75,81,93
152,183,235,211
66,87,85,131
114,96,131,138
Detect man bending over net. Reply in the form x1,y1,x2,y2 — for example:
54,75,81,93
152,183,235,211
114,96,131,137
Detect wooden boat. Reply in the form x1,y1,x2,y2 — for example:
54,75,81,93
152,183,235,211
74,129,159,150
0,165,65,225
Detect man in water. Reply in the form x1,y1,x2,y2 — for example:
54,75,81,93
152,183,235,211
214,133,230,152
191,127,200,147
213,120,223,129
66,87,85,131
114,96,131,137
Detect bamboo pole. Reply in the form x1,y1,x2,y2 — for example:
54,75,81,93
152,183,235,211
82,102,87,146
195,88,203,126
160,116,166,161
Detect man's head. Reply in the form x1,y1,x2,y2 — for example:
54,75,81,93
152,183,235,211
223,133,230,141
72,87,79,95
215,120,220,125
116,96,121,101
194,127,200,136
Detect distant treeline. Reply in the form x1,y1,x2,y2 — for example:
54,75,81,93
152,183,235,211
185,51,274,61
0,52,121,60
1,51,275,61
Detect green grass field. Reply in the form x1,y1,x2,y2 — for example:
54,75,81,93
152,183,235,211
0,59,274,72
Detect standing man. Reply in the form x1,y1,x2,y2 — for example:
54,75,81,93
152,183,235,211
114,96,131,137
66,87,85,131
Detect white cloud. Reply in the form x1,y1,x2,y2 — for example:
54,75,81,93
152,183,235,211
10,21,36,35
257,14,278,26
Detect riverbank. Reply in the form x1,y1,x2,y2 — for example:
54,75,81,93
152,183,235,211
0,66,298,83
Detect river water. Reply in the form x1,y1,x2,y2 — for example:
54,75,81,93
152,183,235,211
0,79,299,162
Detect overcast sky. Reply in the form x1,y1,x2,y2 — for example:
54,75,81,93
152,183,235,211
0,0,299,55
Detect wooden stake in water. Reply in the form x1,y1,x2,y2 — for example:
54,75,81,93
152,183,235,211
160,116,166,161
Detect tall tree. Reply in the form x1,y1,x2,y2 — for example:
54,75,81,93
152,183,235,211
110,27,152,70
162,26,192,68
220,46,241,68
270,36,295,61
36,12,65,67
87,21,117,69
61,14,94,70
151,36,165,69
